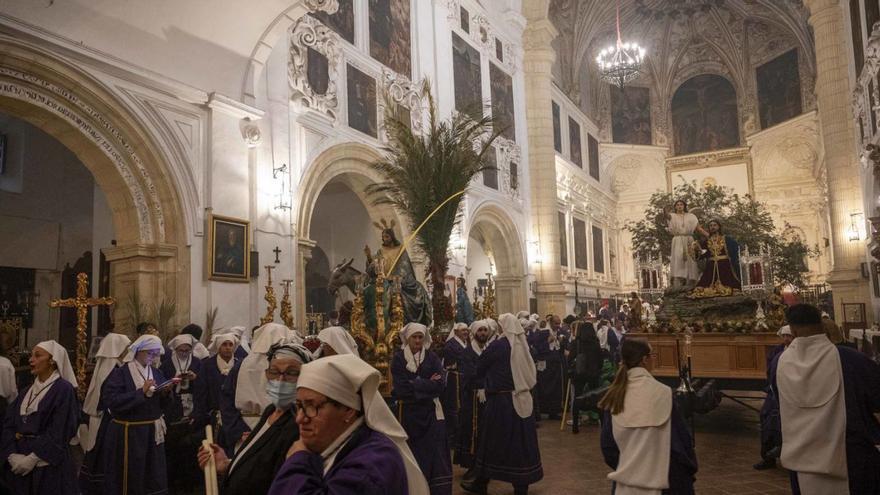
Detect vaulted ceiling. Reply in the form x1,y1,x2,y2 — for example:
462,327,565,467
549,0,816,132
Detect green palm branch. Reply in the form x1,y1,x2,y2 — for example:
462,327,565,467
368,80,505,325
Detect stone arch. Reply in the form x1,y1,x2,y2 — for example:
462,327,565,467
466,201,527,313
295,141,408,325
0,36,190,326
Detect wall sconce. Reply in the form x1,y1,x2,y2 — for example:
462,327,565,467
273,163,291,211
272,163,288,179
848,212,864,242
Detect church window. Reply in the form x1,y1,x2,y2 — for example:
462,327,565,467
588,134,599,181
756,49,802,129
573,218,588,270
851,0,865,75
552,102,562,152
369,0,412,77
569,117,583,167
558,211,568,267
592,225,605,274
671,74,739,155
452,32,484,120
490,63,516,141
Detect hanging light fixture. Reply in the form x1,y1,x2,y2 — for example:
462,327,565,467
596,0,646,89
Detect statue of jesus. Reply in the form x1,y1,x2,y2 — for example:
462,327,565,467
665,199,707,287
689,218,742,299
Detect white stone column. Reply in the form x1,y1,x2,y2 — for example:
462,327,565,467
805,0,873,322
522,15,567,316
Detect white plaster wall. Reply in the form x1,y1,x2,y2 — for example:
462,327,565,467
310,182,380,272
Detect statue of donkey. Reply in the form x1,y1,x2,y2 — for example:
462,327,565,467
327,258,363,297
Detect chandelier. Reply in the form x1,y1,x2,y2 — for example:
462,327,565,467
596,1,646,89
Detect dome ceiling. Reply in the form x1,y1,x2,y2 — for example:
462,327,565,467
549,0,815,135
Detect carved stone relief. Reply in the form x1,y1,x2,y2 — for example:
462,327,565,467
377,68,424,140
445,0,517,73
289,15,341,122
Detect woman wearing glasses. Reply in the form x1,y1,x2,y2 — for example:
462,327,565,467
198,343,312,495
268,354,430,494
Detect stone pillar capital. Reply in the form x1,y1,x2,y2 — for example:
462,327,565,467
803,0,842,19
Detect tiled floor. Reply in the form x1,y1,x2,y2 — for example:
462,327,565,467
452,396,792,494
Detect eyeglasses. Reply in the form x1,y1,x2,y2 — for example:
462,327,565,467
265,369,300,381
294,399,339,418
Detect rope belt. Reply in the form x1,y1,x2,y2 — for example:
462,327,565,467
113,419,155,495
14,433,35,441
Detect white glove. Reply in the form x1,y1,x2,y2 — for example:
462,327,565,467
476,389,487,404
9,453,40,476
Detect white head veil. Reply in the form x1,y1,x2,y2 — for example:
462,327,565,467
316,326,359,357
80,333,131,451
35,340,77,388
123,334,164,363
236,323,294,419
400,323,430,373
446,322,468,348
208,332,240,355
499,313,537,418
296,355,430,495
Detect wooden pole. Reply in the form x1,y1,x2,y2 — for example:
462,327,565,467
559,378,571,431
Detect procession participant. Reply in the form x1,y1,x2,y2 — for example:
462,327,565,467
234,323,294,432
79,332,131,492
94,334,176,495
455,319,490,480
0,343,18,419
532,315,563,420
135,321,159,336
774,304,880,494
462,314,543,495
569,321,603,434
753,325,793,471
198,343,312,495
267,354,430,494
224,326,250,359
441,322,469,446
160,333,207,494
599,339,697,494
391,322,452,495
0,341,79,495
315,326,359,357
202,331,241,454
181,323,210,359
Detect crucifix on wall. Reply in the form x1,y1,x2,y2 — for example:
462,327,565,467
273,246,282,264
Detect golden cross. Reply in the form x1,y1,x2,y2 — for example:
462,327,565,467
49,272,115,400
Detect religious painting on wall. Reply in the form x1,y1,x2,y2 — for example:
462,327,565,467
452,32,483,120
209,214,250,282
558,211,568,267
757,49,802,129
671,74,740,155
310,0,355,44
569,117,583,167
347,64,378,138
573,217,588,270
490,63,516,141
611,86,652,145
307,47,330,96
369,0,411,77
592,225,605,274
483,147,498,189
552,102,562,152
588,134,600,181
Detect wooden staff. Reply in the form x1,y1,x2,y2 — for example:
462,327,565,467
560,378,571,431
202,425,219,495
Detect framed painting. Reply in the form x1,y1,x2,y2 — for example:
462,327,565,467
347,64,378,138
671,74,739,155
611,86,652,145
209,214,251,282
569,117,583,167
369,0,411,77
310,0,355,44
490,62,516,141
452,32,483,120
756,49,802,129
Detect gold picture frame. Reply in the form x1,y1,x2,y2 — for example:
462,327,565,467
208,214,251,282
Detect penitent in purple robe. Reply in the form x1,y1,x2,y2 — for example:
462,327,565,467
454,345,485,468
268,424,409,494
98,365,171,495
0,378,79,495
219,360,249,457
531,329,563,417
473,337,543,487
600,403,698,494
772,345,880,493
201,355,242,454
441,338,466,446
391,349,452,495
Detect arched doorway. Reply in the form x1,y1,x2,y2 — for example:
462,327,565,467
296,142,408,327
466,203,527,314
0,37,190,336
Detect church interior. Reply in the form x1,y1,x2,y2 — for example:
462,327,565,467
0,0,879,494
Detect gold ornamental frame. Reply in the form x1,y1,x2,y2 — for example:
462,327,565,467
208,213,251,283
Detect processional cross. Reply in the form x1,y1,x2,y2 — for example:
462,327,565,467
49,273,115,400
